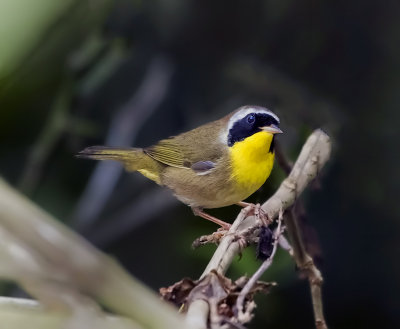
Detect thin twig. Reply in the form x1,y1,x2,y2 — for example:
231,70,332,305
235,208,284,320
284,209,327,329
276,136,323,265
278,233,293,256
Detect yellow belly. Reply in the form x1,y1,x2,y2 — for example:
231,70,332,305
229,131,275,199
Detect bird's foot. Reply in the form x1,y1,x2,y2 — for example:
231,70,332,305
191,207,232,247
232,232,249,257
192,228,229,248
237,202,270,226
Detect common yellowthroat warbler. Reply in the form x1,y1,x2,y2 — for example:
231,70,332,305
78,105,282,229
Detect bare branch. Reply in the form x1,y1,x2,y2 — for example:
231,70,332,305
285,209,327,329
200,129,331,279
185,300,209,329
0,178,192,329
200,207,252,278
0,297,143,329
186,129,331,327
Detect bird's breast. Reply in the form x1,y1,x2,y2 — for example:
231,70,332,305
229,131,275,196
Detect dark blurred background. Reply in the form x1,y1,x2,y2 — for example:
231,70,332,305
0,0,399,328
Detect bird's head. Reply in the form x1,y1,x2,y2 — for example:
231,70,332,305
223,105,282,152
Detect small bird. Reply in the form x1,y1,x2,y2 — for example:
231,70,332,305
78,105,282,229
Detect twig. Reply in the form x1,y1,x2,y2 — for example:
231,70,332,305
235,209,284,320
285,209,327,329
276,134,323,265
186,129,331,327
276,132,326,329
278,233,293,256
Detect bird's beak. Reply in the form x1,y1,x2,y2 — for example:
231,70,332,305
261,124,283,134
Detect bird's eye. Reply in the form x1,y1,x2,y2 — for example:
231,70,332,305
247,114,255,124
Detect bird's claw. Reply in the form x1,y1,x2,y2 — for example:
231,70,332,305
239,202,270,226
233,233,248,256
192,229,229,248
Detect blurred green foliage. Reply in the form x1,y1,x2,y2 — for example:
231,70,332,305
0,0,399,328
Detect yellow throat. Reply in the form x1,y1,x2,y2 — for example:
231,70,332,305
230,131,275,195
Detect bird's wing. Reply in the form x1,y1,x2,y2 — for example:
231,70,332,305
144,119,227,169
144,139,188,168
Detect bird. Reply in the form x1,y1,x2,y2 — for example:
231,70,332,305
77,105,282,229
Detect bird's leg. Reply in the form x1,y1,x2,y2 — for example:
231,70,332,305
236,201,270,225
237,201,253,208
192,207,231,230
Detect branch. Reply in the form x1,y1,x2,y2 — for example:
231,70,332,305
235,209,284,321
201,129,330,277
0,178,192,329
186,129,331,327
185,299,209,329
285,209,327,329
0,297,143,329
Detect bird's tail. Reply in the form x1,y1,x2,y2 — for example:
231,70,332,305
77,146,146,172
